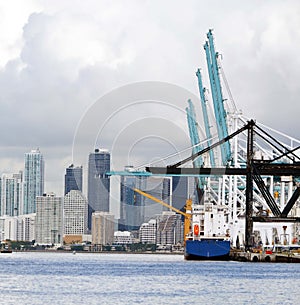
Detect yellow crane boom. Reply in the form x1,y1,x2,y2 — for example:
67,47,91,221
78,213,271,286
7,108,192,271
133,188,192,243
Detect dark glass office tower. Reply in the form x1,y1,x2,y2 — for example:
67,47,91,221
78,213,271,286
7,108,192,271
87,149,110,230
119,168,171,232
64,164,83,195
172,176,189,211
119,167,146,231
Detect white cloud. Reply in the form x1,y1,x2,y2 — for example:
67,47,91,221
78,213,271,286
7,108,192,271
1,0,300,196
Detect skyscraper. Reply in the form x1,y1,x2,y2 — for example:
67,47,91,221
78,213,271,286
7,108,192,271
23,149,44,214
119,166,146,231
35,193,63,245
64,164,83,195
171,176,189,211
0,172,23,216
87,149,110,229
63,190,88,236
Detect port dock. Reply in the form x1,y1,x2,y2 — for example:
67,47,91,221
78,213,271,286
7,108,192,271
230,249,300,263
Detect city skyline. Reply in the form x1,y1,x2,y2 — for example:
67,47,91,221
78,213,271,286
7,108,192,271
0,1,300,202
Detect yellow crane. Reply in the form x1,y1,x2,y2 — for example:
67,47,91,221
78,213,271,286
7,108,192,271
133,188,193,244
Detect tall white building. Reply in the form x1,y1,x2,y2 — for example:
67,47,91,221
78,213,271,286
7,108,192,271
23,149,44,214
1,172,23,216
35,193,63,245
92,211,114,245
17,213,35,242
63,190,88,236
139,219,157,244
0,215,18,241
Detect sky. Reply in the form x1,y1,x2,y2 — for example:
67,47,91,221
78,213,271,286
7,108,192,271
1,0,300,210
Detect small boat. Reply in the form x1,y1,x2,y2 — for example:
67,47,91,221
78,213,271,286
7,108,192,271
1,241,12,253
1,248,12,253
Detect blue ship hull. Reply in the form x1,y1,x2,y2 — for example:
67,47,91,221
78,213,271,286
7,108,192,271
185,239,230,260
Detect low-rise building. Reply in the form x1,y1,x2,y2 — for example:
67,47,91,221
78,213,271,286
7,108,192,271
114,231,133,244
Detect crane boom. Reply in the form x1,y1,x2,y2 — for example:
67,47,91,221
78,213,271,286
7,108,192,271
186,100,206,201
186,99,203,168
196,68,216,167
134,188,189,217
205,29,231,165
133,188,192,243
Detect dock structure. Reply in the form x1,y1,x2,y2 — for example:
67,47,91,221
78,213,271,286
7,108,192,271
230,245,300,263
109,30,300,259
145,30,300,254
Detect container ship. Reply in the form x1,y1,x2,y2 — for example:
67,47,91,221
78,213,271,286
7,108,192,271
184,201,231,260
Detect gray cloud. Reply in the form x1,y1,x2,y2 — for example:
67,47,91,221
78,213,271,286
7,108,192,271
0,0,300,197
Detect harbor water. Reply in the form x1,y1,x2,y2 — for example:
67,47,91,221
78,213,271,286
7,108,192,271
0,252,299,305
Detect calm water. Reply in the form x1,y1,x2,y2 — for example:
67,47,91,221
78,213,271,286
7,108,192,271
0,252,299,305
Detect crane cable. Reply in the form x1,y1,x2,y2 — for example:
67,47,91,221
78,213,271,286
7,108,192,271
218,57,238,113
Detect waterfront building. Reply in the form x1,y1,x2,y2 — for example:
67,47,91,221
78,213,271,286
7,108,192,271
23,149,44,214
35,193,63,245
139,219,157,244
88,149,110,229
114,231,134,245
64,164,83,195
0,215,18,241
0,213,35,242
156,211,183,246
16,213,35,242
0,172,23,216
91,211,114,245
63,190,88,237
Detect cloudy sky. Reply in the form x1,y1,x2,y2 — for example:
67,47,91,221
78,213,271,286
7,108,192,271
1,0,300,205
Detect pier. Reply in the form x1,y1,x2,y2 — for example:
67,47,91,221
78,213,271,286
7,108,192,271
230,247,300,263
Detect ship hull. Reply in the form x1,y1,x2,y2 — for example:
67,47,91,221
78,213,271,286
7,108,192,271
185,239,230,260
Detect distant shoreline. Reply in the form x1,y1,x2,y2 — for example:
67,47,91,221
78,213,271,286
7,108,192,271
12,250,183,255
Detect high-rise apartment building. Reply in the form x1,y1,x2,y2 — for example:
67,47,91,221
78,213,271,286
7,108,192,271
63,190,88,236
156,211,183,246
35,193,63,245
0,172,23,216
64,164,83,195
23,149,44,214
91,211,115,245
87,149,110,229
